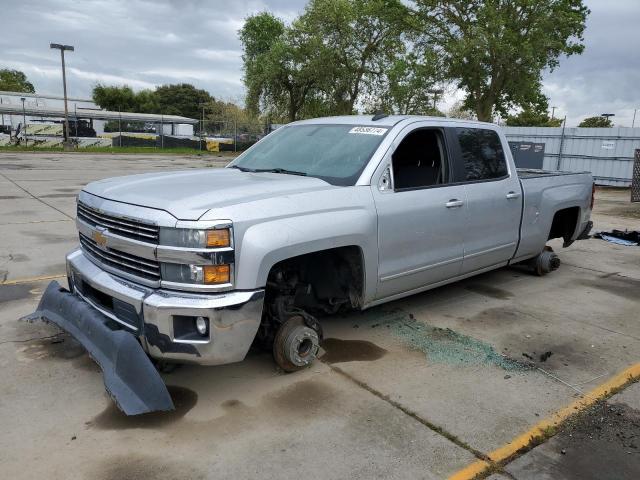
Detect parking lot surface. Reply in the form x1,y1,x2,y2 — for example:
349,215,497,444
1,152,639,479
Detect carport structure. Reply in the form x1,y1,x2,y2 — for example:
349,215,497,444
0,102,198,137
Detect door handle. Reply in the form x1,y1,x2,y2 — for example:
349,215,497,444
506,191,521,199
445,199,464,208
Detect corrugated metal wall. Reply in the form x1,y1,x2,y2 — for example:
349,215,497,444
503,127,640,186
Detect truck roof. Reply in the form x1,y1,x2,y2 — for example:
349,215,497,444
292,114,497,128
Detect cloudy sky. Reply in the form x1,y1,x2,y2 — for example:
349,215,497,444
1,0,638,126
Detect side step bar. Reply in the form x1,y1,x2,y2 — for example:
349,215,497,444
23,281,174,415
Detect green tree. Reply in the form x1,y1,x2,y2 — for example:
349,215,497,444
506,109,563,127
414,0,589,121
378,48,444,115
297,0,409,115
92,84,142,112
240,13,330,122
579,116,613,128
154,83,213,120
0,69,35,93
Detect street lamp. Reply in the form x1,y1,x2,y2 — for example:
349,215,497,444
20,97,27,146
50,43,74,148
601,113,615,125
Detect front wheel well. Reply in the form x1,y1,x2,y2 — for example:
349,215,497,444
255,246,365,347
548,206,580,246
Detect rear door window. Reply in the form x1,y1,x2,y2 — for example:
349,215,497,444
455,128,508,181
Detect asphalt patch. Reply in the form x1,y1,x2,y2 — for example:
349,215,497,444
95,454,205,480
19,332,85,361
321,338,387,364
89,386,198,430
0,283,37,303
464,283,514,299
510,401,640,479
577,274,640,301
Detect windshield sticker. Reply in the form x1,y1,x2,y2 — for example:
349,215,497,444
349,126,388,136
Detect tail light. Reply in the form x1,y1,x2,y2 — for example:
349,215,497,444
590,183,596,210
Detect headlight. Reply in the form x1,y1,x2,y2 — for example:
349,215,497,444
159,228,231,248
161,263,231,285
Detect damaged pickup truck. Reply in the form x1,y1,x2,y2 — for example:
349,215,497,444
27,115,594,414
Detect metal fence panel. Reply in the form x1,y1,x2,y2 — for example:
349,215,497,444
632,149,640,202
503,127,640,186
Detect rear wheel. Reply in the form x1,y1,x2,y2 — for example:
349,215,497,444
273,315,320,372
530,247,561,276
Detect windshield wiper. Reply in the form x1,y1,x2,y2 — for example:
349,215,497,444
229,165,307,176
228,165,253,172
248,167,307,176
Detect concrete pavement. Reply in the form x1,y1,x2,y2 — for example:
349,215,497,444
0,152,638,479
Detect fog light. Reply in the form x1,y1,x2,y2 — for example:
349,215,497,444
195,316,208,336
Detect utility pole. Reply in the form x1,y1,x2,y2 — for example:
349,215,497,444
551,106,557,120
633,109,637,128
50,43,74,149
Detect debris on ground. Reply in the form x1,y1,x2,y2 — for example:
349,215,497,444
361,309,529,371
540,351,554,362
594,229,639,246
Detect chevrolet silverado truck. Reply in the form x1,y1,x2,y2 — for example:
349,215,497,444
27,115,594,414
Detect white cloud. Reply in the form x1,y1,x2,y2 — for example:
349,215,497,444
0,0,637,125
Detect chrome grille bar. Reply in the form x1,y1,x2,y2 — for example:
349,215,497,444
80,233,160,281
77,202,159,243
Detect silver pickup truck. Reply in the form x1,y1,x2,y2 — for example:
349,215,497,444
28,115,593,414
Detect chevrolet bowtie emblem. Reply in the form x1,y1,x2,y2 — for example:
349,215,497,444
92,227,108,247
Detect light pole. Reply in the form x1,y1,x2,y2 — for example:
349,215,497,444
601,113,615,125
633,109,637,128
50,43,74,149
20,97,27,146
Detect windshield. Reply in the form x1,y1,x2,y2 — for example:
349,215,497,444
229,124,389,186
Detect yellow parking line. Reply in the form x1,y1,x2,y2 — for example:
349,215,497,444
448,363,640,480
0,274,65,286
448,460,491,480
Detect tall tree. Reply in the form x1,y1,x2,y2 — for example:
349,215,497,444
505,108,563,127
378,48,444,115
0,69,35,93
240,12,330,122
579,116,613,128
92,84,140,111
297,0,409,114
154,83,213,120
414,0,589,121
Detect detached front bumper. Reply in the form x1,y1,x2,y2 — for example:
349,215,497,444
66,248,265,365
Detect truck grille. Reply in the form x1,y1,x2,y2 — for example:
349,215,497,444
77,202,159,243
79,233,161,281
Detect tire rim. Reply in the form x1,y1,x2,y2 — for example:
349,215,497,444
286,329,319,367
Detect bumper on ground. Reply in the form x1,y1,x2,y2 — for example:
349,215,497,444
66,249,265,365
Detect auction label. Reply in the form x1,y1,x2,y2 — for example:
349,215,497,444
349,126,388,136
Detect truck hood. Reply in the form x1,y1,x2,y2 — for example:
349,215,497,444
83,168,336,220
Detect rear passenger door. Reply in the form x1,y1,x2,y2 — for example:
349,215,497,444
451,128,522,274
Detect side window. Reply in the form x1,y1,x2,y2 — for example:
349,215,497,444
392,129,448,190
456,128,508,181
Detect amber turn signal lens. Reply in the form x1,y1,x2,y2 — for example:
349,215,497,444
206,229,230,248
203,264,230,284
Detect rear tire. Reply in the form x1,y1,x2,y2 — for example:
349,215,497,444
531,248,561,276
273,315,320,372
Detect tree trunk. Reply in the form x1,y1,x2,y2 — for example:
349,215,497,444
475,100,493,122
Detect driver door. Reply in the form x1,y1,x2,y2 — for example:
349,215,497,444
372,125,467,301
